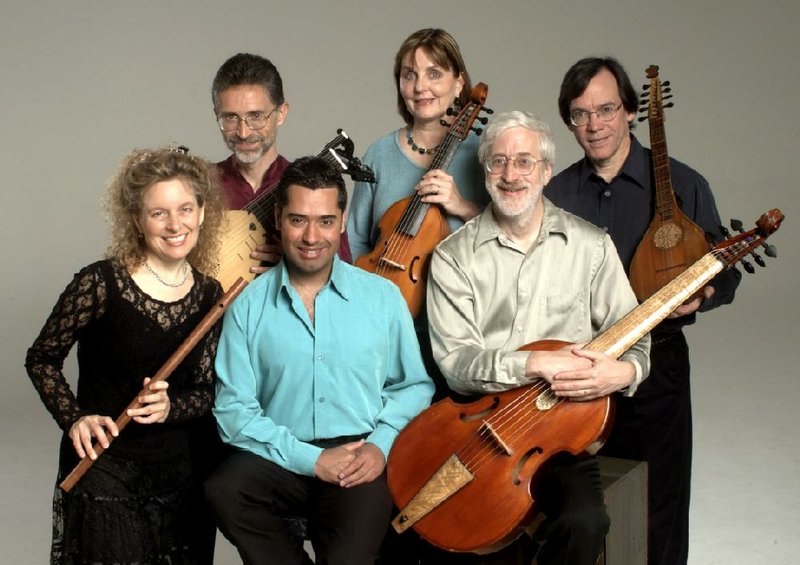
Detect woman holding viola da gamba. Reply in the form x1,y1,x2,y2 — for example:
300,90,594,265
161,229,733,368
348,28,489,405
349,28,491,565
25,148,225,564
347,27,489,268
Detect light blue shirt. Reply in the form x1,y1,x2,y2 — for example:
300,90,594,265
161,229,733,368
347,129,489,261
213,257,434,477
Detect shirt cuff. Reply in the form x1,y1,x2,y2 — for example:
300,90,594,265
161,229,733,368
621,357,644,397
290,441,325,477
368,424,399,461
462,350,530,394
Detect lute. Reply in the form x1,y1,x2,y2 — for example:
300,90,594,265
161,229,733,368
629,65,711,301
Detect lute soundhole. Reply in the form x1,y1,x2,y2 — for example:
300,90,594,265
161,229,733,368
653,222,683,249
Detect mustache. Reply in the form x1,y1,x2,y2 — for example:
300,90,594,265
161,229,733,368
493,180,530,191
229,134,264,144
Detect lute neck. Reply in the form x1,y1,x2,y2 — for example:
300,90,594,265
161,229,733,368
647,70,677,221
649,110,676,221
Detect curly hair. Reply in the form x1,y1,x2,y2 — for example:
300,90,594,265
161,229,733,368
104,148,225,276
393,28,471,126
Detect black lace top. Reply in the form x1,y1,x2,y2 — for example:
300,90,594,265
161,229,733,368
26,259,222,469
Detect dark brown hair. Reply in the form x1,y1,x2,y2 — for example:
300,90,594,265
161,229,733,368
557,57,637,127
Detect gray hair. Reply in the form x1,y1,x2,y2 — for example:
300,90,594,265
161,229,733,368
478,111,556,167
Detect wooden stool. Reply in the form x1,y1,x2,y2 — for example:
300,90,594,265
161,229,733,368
596,456,648,565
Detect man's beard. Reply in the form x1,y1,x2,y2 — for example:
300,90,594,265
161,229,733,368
227,134,268,164
486,179,540,219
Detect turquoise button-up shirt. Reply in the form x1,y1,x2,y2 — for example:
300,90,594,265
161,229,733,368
213,257,434,477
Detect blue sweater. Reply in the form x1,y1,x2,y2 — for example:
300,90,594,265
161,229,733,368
347,129,488,261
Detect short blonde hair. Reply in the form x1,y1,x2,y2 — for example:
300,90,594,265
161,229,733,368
104,148,225,275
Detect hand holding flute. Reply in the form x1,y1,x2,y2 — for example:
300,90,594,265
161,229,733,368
67,376,170,461
59,276,247,492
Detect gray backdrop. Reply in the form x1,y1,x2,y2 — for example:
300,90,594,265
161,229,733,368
2,1,798,563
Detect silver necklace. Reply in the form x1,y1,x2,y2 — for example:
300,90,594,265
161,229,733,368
144,261,190,287
406,127,440,155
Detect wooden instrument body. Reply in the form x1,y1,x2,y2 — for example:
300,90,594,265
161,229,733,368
356,83,488,316
215,130,375,291
387,340,613,554
386,208,784,554
629,201,710,301
629,65,710,301
216,209,271,291
355,197,450,317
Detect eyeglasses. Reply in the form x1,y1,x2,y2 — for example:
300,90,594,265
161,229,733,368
485,155,542,176
569,103,623,127
216,108,278,132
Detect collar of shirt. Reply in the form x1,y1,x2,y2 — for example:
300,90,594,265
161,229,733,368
272,256,352,307
217,154,291,208
577,134,650,192
473,198,569,253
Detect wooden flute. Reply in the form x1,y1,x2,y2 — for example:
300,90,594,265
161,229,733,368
59,276,248,492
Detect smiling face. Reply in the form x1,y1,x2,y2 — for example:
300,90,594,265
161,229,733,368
137,178,204,267
277,184,345,285
398,48,463,126
216,84,286,165
568,68,636,172
485,127,552,223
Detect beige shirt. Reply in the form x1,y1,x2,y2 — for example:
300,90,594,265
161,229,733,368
427,198,650,396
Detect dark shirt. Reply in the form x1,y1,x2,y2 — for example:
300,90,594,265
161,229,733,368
217,154,352,263
25,260,221,465
545,134,741,332
217,154,291,211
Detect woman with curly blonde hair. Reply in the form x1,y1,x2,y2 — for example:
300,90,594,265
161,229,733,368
106,146,225,278
26,147,226,564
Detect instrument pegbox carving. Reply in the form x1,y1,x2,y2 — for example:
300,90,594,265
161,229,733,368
322,129,376,183
720,218,778,274
443,104,494,136
638,65,675,123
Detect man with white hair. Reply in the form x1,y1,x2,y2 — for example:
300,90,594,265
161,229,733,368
427,111,650,564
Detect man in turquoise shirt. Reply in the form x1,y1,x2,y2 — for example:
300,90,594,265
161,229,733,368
206,156,433,565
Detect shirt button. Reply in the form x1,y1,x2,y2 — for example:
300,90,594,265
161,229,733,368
319,397,326,403
317,355,325,361
603,190,611,197
517,327,523,333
